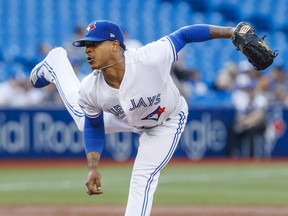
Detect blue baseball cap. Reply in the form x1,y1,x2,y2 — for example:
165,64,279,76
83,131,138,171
72,20,125,49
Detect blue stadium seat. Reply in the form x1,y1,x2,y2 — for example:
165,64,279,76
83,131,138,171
215,3,241,23
248,14,273,32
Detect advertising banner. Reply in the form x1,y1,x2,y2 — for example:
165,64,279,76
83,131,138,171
0,107,287,160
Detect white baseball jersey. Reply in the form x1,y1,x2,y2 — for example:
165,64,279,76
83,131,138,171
78,37,183,129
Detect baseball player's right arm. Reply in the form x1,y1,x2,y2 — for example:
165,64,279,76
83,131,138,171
86,151,103,195
83,113,105,195
78,79,106,194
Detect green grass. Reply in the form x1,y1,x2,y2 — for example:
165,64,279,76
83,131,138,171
155,164,288,205
0,162,287,206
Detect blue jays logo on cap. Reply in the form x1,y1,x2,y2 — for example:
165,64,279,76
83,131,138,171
87,23,96,32
73,20,125,48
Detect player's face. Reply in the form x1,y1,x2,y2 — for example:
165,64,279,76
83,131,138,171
85,41,112,69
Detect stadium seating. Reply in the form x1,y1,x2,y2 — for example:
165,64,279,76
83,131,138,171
0,0,285,88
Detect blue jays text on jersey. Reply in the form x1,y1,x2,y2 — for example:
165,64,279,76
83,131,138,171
108,104,125,118
129,93,161,111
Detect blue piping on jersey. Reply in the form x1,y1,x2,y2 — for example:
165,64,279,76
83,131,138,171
44,62,85,118
140,111,186,216
166,36,178,62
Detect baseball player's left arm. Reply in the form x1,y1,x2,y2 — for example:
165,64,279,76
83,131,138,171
168,24,235,53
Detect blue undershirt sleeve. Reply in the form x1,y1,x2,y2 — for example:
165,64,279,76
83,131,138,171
84,112,105,154
168,24,211,53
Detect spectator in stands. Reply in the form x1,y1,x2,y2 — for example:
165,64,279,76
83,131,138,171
238,60,267,93
238,60,260,87
169,51,192,98
182,69,208,99
0,70,44,107
34,42,53,64
63,25,86,58
264,65,288,107
214,61,238,91
0,41,64,107
229,73,268,158
63,25,88,79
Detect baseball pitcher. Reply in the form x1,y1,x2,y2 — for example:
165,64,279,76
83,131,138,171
30,20,276,216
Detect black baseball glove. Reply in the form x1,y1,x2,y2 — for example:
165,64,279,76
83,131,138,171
232,22,278,71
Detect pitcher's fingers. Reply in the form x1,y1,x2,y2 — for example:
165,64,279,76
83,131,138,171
86,183,103,195
96,179,102,190
86,182,97,193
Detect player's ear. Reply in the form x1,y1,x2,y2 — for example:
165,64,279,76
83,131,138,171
111,40,120,52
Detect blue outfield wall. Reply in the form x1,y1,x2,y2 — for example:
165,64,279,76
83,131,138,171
0,107,287,161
